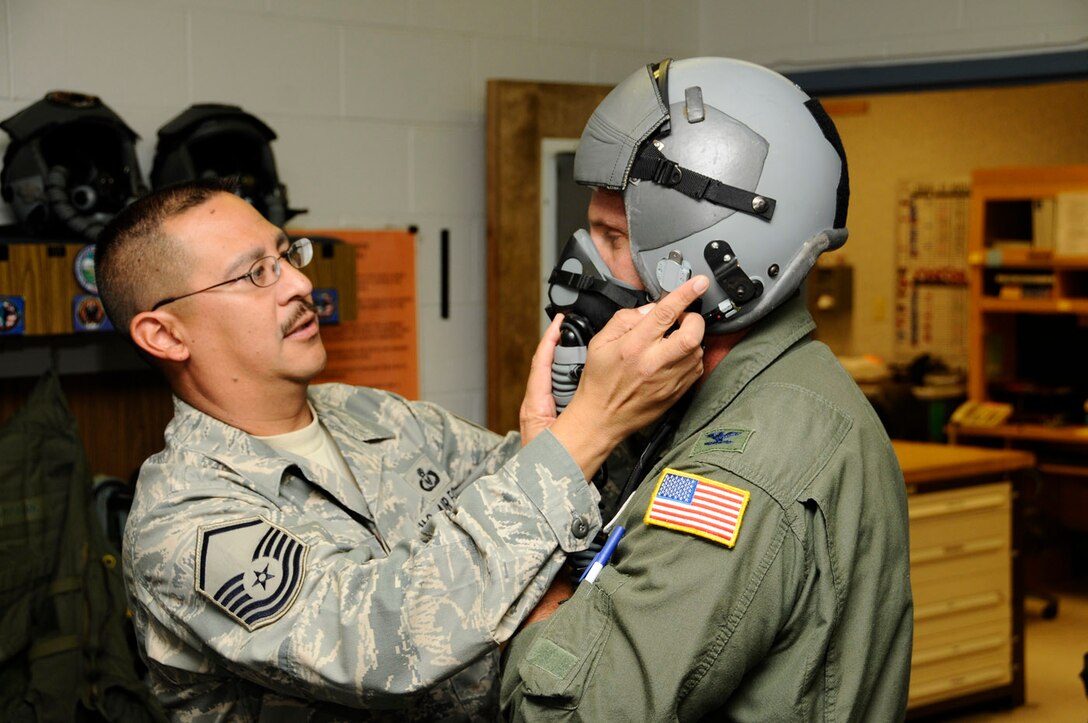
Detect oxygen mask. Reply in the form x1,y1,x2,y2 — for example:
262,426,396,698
545,229,649,412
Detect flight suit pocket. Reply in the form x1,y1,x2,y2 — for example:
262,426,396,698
515,571,626,709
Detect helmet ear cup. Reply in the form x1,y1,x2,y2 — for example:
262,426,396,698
151,104,304,226
0,91,147,240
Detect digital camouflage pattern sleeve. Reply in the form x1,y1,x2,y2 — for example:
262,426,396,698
123,384,602,720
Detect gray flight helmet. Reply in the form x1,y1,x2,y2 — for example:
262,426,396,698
574,57,849,333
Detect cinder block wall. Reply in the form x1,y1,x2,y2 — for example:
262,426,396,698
0,0,1084,424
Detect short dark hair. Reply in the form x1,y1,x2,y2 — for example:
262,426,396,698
96,177,240,336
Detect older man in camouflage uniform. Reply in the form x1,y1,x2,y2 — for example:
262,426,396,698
93,178,707,721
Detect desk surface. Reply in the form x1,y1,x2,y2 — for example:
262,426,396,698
892,440,1035,487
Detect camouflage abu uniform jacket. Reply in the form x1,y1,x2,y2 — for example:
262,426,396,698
122,383,601,722
501,295,914,722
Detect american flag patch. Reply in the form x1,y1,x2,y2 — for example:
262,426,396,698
644,468,750,547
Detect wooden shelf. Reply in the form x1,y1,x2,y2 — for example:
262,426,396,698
1037,462,1088,477
967,165,1088,401
977,297,1088,314
970,165,1088,198
969,251,1088,269
941,166,1088,721
949,422,1088,446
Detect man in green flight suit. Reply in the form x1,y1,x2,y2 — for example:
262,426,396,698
501,57,914,721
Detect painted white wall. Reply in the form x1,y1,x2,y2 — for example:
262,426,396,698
699,0,1088,71
1,0,1085,425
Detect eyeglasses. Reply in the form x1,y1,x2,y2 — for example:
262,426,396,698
150,238,314,311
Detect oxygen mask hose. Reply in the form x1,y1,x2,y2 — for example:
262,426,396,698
550,313,594,415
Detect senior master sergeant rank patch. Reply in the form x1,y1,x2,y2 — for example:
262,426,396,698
195,517,308,631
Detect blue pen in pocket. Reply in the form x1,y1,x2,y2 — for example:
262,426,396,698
578,525,625,585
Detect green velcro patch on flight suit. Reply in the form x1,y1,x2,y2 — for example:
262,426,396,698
525,638,579,679
689,427,754,456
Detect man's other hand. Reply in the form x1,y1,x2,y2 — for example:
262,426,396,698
551,275,707,478
519,313,564,446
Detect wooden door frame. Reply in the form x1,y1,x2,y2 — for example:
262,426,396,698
485,79,612,432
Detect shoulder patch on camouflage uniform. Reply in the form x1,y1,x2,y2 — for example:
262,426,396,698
644,468,750,548
195,517,308,631
689,427,753,456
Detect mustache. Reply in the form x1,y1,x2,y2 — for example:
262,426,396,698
281,300,317,336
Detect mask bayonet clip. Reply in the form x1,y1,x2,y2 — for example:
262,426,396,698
704,240,763,309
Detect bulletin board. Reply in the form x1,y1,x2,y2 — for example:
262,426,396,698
295,228,418,399
893,182,970,372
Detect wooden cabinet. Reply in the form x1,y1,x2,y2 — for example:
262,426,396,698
964,166,1088,435
0,230,404,481
894,440,1034,718
908,481,1013,709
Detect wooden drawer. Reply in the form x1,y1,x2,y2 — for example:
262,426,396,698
913,598,1007,639
909,658,1012,708
911,555,1009,604
910,534,1007,568
908,482,1011,553
913,613,1009,662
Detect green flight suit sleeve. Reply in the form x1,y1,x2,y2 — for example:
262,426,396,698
500,468,811,722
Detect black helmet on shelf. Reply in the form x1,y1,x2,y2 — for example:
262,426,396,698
0,91,148,241
151,103,304,227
